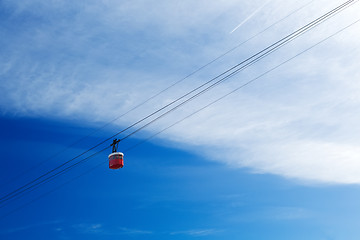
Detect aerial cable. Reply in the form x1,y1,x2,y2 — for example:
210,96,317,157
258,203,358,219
0,147,108,208
0,159,108,220
0,148,108,209
106,0,359,145
0,0,316,190
1,15,359,220
114,0,358,142
0,0,357,206
0,0,356,206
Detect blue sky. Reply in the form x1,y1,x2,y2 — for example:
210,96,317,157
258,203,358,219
1,0,360,239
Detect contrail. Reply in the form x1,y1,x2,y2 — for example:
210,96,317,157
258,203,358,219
230,0,272,34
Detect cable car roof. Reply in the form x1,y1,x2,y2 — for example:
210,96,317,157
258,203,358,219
108,152,124,158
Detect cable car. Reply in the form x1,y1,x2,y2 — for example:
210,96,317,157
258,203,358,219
109,139,124,169
109,152,124,169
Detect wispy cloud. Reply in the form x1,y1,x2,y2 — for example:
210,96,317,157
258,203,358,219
230,0,272,34
72,223,104,234
1,0,360,184
118,227,153,235
72,223,153,236
72,223,218,237
170,228,220,236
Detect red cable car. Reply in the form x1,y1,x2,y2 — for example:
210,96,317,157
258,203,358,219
108,152,124,169
109,139,124,169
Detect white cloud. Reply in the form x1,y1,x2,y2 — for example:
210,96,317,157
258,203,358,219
72,223,104,234
230,0,271,34
170,228,219,236
1,0,360,184
118,227,153,235
71,223,152,236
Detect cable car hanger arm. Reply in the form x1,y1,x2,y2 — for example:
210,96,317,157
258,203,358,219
110,139,120,153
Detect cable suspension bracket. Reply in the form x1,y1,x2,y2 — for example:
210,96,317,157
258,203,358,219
110,138,121,153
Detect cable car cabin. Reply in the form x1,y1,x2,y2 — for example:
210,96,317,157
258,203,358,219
108,152,124,169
